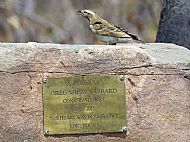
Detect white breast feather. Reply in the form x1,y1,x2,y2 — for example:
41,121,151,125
90,25,96,33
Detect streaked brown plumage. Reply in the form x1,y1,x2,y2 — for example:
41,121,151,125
78,9,143,45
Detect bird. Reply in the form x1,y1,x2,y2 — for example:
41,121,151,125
78,9,144,45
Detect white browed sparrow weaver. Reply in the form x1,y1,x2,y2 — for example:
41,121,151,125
78,9,143,45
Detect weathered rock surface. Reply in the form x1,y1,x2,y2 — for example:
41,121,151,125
156,0,190,49
0,43,190,142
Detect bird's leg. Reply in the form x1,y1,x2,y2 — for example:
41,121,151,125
111,43,116,45
109,41,116,45
106,42,109,45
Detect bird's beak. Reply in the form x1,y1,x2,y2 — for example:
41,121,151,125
77,10,83,16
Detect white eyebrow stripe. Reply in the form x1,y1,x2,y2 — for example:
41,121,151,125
84,10,95,15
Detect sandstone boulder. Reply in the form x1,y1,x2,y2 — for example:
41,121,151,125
0,43,190,142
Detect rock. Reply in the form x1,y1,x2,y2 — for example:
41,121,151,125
156,0,190,49
0,43,190,142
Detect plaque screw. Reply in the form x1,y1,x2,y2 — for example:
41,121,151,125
43,74,49,83
120,75,125,81
44,129,49,135
43,78,47,83
122,126,128,132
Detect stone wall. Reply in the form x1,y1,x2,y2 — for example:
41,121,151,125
0,43,190,142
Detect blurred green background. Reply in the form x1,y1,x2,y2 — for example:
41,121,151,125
0,0,162,44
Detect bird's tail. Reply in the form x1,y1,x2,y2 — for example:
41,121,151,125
126,32,145,43
115,25,145,43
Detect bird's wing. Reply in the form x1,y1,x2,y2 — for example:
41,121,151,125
114,25,139,40
94,21,139,40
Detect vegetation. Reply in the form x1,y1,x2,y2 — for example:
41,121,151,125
0,0,162,44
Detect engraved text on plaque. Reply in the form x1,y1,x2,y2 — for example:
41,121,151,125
43,75,126,135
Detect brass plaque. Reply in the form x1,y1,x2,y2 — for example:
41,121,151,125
43,75,126,135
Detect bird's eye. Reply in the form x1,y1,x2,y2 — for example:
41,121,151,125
84,11,87,13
